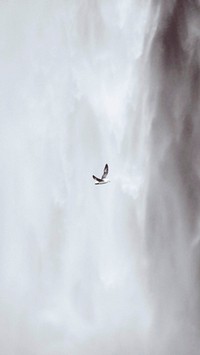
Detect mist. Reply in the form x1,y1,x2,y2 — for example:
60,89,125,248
0,1,200,354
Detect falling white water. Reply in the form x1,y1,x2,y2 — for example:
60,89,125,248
0,1,200,354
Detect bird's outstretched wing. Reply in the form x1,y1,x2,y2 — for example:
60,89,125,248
101,164,108,179
93,175,103,182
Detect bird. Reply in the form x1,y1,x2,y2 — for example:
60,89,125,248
93,164,110,185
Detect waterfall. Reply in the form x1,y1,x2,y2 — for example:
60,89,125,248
0,1,200,354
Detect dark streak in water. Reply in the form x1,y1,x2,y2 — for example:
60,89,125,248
146,1,200,351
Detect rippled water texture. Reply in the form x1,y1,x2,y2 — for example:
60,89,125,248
0,1,200,354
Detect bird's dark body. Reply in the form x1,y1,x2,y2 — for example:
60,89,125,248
92,164,110,185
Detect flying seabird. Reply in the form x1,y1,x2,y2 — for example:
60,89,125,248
93,164,110,185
